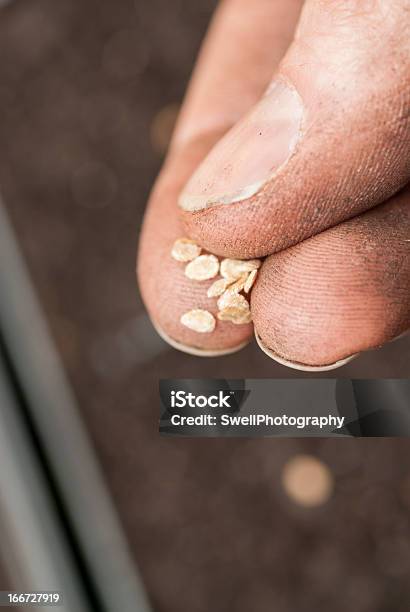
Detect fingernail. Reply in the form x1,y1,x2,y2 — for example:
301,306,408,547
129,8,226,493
179,80,304,212
389,330,409,343
153,319,251,357
255,332,358,372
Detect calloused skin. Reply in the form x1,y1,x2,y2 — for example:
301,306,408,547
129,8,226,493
138,0,410,368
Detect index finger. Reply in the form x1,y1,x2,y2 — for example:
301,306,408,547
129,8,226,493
138,0,304,354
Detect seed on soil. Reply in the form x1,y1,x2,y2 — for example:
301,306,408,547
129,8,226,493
217,306,252,325
185,254,219,281
180,309,216,333
220,258,261,280
244,269,258,293
207,277,233,298
171,238,201,262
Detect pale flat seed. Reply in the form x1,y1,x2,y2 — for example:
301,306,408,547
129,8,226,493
217,307,252,325
244,269,258,293
220,258,261,280
171,238,201,262
180,309,216,333
207,277,233,298
227,273,248,294
185,254,219,281
217,291,249,311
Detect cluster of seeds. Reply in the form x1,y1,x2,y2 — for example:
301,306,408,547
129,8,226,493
171,238,261,333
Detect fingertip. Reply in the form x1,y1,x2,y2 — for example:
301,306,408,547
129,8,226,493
255,330,358,372
250,197,410,370
152,318,251,357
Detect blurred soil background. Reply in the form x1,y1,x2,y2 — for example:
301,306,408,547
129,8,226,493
0,1,409,610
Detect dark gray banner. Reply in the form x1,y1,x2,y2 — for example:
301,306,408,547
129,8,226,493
0,592,62,607
159,379,410,437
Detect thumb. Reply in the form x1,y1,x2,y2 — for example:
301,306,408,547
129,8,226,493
179,0,410,258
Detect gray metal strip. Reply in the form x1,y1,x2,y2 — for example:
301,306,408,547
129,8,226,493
0,354,89,612
0,201,151,612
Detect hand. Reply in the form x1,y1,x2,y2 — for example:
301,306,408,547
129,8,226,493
138,0,410,371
